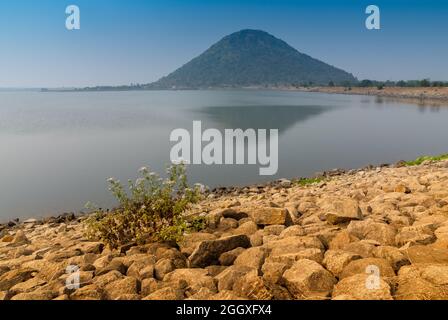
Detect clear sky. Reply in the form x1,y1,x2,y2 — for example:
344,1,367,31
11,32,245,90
1,0,447,87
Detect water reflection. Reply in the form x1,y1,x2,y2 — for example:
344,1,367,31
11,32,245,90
195,105,331,134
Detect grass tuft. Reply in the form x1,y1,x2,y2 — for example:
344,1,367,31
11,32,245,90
404,153,448,166
293,177,325,186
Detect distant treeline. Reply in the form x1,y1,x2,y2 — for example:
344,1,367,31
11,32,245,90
341,79,448,88
288,79,448,89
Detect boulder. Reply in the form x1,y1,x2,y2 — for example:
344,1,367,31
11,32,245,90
347,220,397,246
402,245,448,264
395,264,448,300
328,230,359,250
10,290,58,300
372,246,410,271
0,269,35,291
322,250,362,277
104,277,139,300
279,225,306,238
234,247,267,273
154,258,176,280
92,270,124,288
163,269,216,295
395,225,436,246
9,277,46,294
219,247,245,266
339,258,395,280
282,259,337,299
343,240,378,258
332,274,393,300
70,284,105,300
142,287,184,300
96,259,127,276
220,208,248,221
178,232,217,256
233,274,273,300
261,262,288,285
233,221,258,236
188,235,251,268
320,197,362,225
141,278,160,297
215,265,257,291
246,207,292,226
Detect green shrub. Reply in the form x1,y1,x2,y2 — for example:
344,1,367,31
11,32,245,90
404,154,448,166
84,163,204,248
293,177,325,186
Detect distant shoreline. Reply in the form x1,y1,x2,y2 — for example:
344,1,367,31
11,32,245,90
40,86,448,105
294,86,448,105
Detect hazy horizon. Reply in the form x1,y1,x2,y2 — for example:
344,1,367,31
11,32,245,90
1,0,447,87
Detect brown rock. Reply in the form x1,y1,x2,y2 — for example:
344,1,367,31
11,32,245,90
328,230,359,250
339,258,395,281
96,259,127,276
70,284,105,300
9,277,46,294
347,220,397,246
92,270,124,288
215,265,257,291
211,290,246,300
233,274,273,300
395,225,436,246
188,235,251,268
372,246,410,271
0,269,35,291
219,247,245,266
154,258,176,280
234,221,258,236
10,290,58,300
142,287,184,300
178,232,217,256
163,269,216,295
402,245,448,264
321,198,362,225
322,250,362,277
246,207,292,226
104,277,139,300
333,274,393,300
279,225,306,238
220,208,248,220
141,278,160,296
395,264,448,300
234,247,267,273
261,262,288,284
282,259,337,299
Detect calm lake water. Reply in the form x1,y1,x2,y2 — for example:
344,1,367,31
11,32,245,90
1,90,447,221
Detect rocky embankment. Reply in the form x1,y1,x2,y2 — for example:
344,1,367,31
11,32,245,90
1,160,448,300
298,86,448,104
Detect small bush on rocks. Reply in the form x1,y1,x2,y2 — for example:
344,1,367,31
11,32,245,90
84,164,204,248
405,153,448,166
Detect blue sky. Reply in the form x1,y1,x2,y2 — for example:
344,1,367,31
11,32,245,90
0,0,447,87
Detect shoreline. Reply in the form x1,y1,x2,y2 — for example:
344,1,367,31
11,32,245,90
294,86,448,106
0,158,407,229
1,158,448,300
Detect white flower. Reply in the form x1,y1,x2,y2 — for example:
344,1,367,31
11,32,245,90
107,177,116,183
139,166,149,173
171,157,190,165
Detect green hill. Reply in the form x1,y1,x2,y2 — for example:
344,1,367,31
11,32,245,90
148,29,357,89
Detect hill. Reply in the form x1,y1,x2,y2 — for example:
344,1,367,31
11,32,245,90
148,29,357,89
